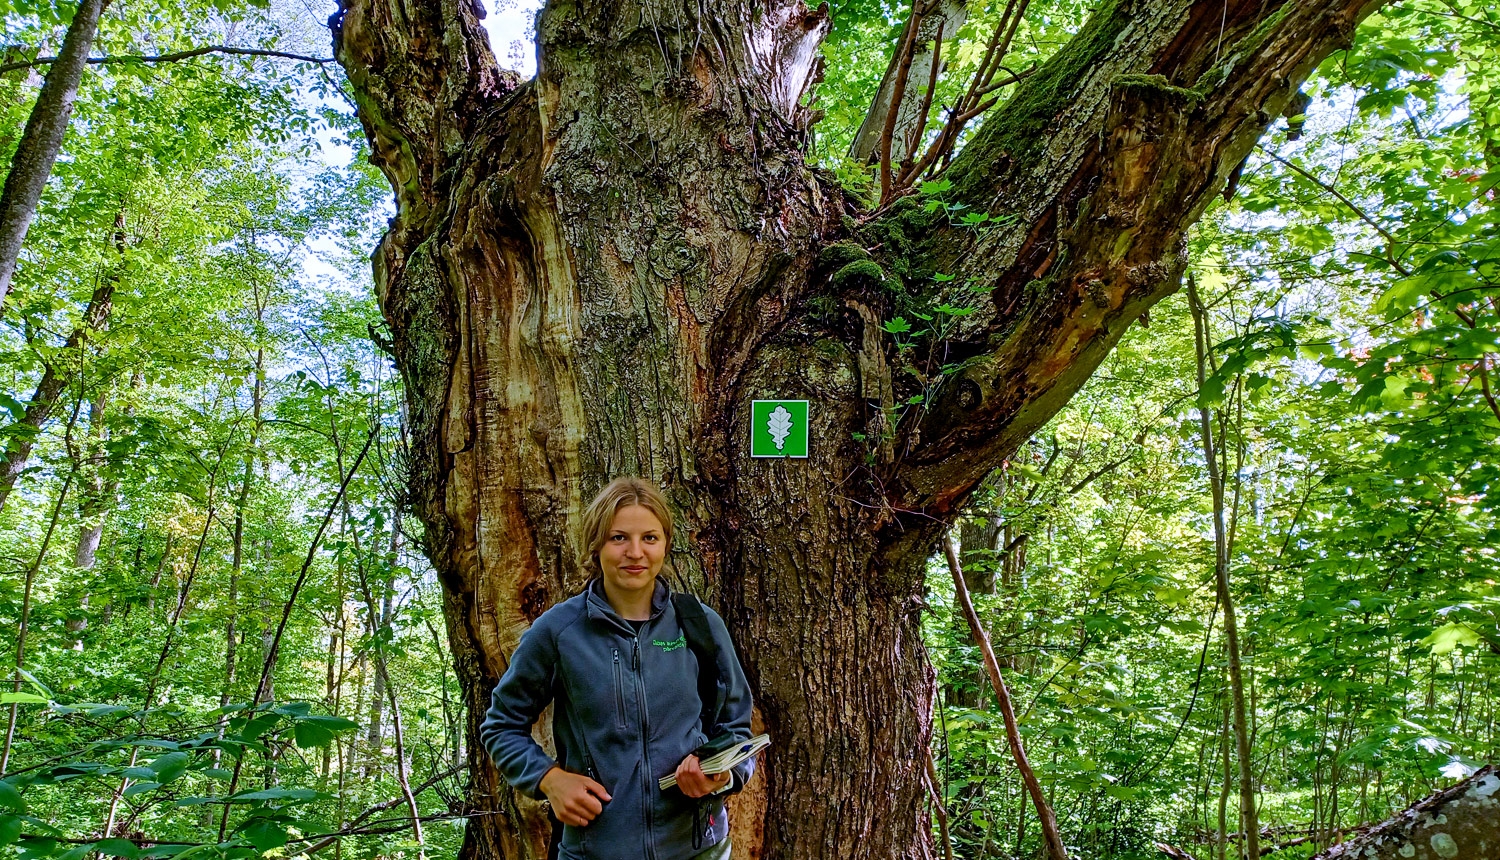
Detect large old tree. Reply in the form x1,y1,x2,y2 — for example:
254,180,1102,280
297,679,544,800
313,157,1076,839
329,0,1384,856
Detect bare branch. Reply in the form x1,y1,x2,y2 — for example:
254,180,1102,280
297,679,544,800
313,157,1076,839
942,533,1067,860
0,45,334,76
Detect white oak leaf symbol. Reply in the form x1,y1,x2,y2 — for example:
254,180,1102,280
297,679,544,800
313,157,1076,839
767,405,793,450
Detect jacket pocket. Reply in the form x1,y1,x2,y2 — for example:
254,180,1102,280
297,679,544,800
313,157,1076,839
612,648,627,730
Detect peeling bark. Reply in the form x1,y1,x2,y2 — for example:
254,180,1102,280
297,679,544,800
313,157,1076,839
329,0,1388,857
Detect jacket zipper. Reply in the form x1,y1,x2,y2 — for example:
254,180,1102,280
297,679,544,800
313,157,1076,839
613,649,626,729
634,634,655,860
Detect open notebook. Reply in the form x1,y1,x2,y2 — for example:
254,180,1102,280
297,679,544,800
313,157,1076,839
659,733,771,791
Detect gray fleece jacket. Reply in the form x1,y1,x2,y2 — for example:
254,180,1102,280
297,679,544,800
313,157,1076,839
479,577,755,860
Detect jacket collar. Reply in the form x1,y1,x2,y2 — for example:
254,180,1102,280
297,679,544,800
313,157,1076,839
585,575,670,633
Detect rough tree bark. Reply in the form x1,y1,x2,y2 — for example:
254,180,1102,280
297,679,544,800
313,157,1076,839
328,0,1386,857
1314,766,1499,860
0,0,112,315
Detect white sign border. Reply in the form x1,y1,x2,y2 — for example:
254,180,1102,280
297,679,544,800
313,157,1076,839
750,399,810,459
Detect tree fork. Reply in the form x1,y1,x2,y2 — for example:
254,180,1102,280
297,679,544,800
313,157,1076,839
330,0,1388,857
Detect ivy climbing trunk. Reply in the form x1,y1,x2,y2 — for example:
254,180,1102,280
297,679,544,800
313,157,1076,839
329,0,1386,857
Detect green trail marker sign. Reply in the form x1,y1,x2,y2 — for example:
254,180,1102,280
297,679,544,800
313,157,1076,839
750,400,809,458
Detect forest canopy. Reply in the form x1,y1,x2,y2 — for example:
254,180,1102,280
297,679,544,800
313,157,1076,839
0,0,1494,858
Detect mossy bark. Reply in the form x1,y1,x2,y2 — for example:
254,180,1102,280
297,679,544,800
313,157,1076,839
330,0,1386,857
1315,766,1500,860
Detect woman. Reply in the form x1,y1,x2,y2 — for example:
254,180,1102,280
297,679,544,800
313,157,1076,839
480,477,755,860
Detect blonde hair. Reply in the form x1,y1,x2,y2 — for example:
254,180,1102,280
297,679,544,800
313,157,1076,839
579,477,675,578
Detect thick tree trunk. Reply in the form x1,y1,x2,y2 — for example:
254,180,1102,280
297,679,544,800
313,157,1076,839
1314,766,1500,860
330,0,1386,857
0,0,112,314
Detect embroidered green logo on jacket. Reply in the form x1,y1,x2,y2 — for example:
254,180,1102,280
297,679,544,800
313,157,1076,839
653,633,687,652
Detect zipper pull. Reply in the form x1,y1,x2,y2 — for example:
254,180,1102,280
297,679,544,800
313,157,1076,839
633,638,640,670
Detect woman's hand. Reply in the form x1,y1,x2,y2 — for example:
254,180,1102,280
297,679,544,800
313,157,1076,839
674,754,733,798
540,766,612,826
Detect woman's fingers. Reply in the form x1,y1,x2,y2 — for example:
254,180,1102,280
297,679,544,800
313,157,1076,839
584,777,612,802
545,770,612,826
561,791,603,825
674,754,733,797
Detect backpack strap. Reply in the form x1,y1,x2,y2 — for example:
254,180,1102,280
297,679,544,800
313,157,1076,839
672,591,725,737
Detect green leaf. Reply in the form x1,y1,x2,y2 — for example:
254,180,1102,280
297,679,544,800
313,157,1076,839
293,721,335,749
15,671,52,700
139,846,195,859
96,839,142,859
882,317,911,334
0,693,47,705
239,819,287,852
173,796,218,807
296,714,358,730
0,780,22,813
1373,277,1429,315
1421,622,1480,655
58,842,95,860
227,787,325,803
149,751,191,782
123,782,161,797
17,836,59,860
0,816,22,847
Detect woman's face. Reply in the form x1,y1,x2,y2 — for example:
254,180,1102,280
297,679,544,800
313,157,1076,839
598,504,667,596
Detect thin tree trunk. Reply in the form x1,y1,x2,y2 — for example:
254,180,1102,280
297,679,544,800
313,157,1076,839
342,500,423,850
1217,694,1231,860
0,0,112,315
850,0,968,166
1189,278,1259,860
0,269,116,513
66,381,125,649
324,521,345,784
104,466,220,836
218,345,262,758
0,446,78,776
145,532,173,612
943,533,1067,860
71,391,111,570
219,430,375,840
364,588,387,776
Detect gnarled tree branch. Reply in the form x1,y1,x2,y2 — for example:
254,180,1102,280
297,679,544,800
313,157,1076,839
864,0,1387,521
